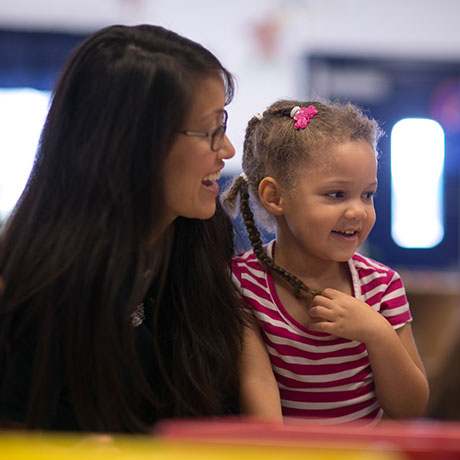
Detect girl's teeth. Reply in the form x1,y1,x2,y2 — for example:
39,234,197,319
335,230,357,235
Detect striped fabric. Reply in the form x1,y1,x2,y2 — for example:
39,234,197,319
232,241,412,425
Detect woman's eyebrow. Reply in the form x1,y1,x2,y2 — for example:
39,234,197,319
200,108,225,123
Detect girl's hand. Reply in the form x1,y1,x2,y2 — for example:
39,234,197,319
308,288,391,343
308,289,429,418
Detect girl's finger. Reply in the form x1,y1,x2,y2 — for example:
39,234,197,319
309,306,335,321
308,321,334,334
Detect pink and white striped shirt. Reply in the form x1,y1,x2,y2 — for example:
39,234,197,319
232,241,412,425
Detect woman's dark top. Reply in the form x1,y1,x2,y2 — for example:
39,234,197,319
0,317,159,431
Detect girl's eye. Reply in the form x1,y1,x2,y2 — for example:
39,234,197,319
363,191,376,200
327,191,344,199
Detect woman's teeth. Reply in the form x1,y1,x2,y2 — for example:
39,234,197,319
202,171,220,186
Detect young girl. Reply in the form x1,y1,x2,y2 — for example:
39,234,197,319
223,99,429,425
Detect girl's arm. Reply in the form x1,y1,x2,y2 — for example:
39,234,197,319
309,288,429,418
239,324,283,421
363,320,428,418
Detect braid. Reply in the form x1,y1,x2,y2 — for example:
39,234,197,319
221,175,245,216
222,114,263,215
238,179,269,265
242,116,260,162
238,179,321,304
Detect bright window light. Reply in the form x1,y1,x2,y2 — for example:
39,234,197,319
0,88,50,219
391,118,445,248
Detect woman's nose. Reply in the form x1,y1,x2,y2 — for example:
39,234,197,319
218,134,235,160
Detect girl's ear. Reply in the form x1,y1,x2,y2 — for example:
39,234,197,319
259,177,284,216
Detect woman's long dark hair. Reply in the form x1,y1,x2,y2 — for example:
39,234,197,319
0,24,243,432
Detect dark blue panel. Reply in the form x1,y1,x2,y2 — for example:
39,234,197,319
0,29,88,90
308,55,460,269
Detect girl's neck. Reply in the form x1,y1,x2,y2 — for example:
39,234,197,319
272,238,351,294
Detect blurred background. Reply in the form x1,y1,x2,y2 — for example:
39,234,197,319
1,0,460,398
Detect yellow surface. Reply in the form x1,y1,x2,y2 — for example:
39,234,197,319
0,433,407,460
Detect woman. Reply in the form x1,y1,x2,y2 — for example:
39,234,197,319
0,24,244,433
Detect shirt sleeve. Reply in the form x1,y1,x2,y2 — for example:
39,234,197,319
231,257,243,293
379,270,413,328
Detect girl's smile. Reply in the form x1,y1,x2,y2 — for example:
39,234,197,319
331,229,361,241
273,139,377,274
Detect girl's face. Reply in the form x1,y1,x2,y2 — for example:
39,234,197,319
163,76,235,224
276,139,377,266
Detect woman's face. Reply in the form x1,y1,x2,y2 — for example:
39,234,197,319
163,76,235,224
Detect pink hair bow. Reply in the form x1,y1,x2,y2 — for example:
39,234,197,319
290,105,318,130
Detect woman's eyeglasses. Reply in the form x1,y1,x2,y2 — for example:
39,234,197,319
179,110,228,152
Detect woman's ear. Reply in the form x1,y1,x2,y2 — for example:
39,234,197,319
259,177,284,216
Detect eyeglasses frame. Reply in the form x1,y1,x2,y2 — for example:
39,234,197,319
179,109,228,152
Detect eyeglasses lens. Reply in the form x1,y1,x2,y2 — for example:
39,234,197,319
211,125,226,151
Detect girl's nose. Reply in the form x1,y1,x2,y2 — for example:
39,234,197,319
345,201,367,220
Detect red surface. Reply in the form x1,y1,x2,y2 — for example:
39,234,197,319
154,417,460,460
